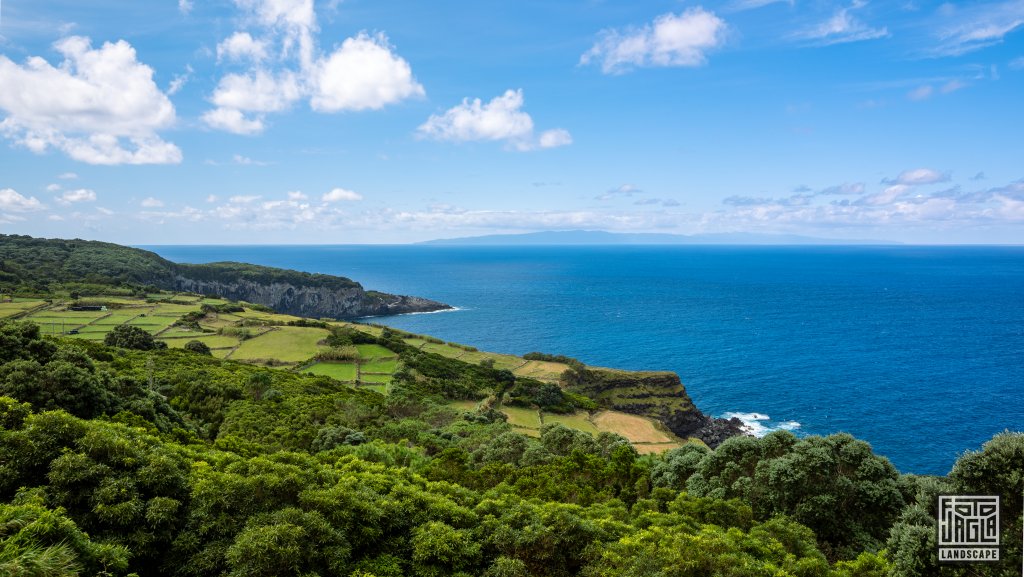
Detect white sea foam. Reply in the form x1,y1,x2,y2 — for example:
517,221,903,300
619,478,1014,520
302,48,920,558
723,412,802,438
358,306,465,319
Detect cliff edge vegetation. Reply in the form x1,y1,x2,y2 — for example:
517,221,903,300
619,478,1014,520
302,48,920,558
0,234,449,318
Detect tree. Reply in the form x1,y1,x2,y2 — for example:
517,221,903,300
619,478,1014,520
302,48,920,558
183,340,212,356
104,324,166,351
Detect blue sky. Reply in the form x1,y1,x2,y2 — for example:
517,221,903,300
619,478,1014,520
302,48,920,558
0,0,1022,244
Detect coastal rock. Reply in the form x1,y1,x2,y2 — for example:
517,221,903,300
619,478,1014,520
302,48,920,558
172,275,450,320
562,367,745,448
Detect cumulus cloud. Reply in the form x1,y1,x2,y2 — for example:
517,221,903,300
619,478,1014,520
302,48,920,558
322,187,362,202
581,8,728,74
218,32,269,62
0,36,181,164
417,89,571,151
311,33,425,112
884,168,950,185
287,191,308,200
58,172,78,180
0,189,45,212
794,0,889,45
57,188,97,205
141,197,164,208
203,1,423,134
179,0,193,15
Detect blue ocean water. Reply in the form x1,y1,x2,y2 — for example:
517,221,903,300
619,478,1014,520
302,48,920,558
143,244,1024,475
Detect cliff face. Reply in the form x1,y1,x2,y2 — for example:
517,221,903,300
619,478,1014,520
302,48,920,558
172,275,450,319
564,368,744,448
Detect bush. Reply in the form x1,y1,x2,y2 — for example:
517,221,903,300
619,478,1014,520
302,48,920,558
184,340,213,356
104,325,166,351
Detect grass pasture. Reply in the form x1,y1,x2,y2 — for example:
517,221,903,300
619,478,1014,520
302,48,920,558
359,373,392,384
0,300,46,318
542,411,600,434
592,411,677,444
512,360,569,382
360,384,389,395
355,344,396,359
161,335,241,349
419,342,465,358
302,362,358,381
501,406,542,430
448,399,482,412
360,359,398,374
231,327,329,363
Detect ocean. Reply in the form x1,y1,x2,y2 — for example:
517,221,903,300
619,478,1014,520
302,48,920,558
142,244,1024,475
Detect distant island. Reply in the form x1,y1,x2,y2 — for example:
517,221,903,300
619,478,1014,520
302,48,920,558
419,230,898,246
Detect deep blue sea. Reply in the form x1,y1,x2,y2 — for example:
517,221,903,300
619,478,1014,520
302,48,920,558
142,244,1024,475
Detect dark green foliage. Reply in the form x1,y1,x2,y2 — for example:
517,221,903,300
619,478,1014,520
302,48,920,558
687,430,907,558
522,352,580,365
105,325,167,351
183,341,212,356
0,317,1020,577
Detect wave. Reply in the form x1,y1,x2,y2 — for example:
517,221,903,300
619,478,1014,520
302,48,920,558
358,306,467,320
722,411,802,438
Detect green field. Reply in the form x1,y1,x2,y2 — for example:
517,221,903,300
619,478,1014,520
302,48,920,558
162,335,241,349
359,373,392,384
420,342,463,357
448,400,482,412
355,344,395,359
542,411,600,434
0,300,46,318
360,384,389,395
231,327,329,363
360,359,398,374
302,362,358,381
501,406,542,430
512,360,569,382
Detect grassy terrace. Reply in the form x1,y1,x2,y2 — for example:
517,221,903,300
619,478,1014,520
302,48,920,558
8,290,689,453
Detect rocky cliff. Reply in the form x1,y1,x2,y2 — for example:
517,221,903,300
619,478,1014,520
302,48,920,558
563,367,745,448
0,235,450,319
171,275,450,319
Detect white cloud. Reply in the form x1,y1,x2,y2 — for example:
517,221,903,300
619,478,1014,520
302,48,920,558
206,195,220,203
57,188,96,204
287,191,308,200
417,89,571,151
204,3,423,133
58,172,78,180
940,79,966,93
932,1,1024,56
233,154,270,165
202,108,266,135
886,168,950,185
794,1,889,45
168,65,193,96
581,8,728,74
729,0,793,10
0,188,45,212
311,32,425,112
0,36,181,164
141,197,164,208
218,32,269,62
538,129,573,149
1011,56,1024,70
46,184,62,192
907,85,933,100
178,0,193,15
230,195,261,203
322,187,362,202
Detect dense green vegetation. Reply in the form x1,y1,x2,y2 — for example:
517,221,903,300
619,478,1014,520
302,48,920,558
0,234,360,294
1,318,1021,577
